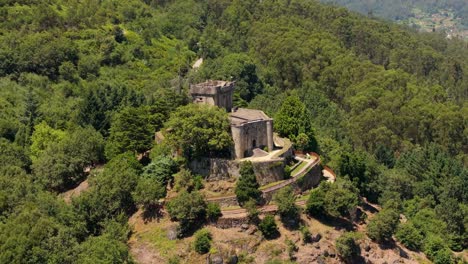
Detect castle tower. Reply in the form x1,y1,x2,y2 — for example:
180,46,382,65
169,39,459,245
189,80,235,112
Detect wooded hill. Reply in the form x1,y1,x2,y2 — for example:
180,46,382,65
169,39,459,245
0,0,466,263
319,0,468,27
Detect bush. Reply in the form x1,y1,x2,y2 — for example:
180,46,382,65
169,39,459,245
424,235,448,261
299,225,312,243
207,203,222,222
235,162,261,206
166,191,207,236
258,215,279,239
245,199,259,224
336,232,361,260
286,238,298,260
273,186,300,227
395,222,423,251
193,229,212,254
367,208,399,242
306,187,326,216
433,249,452,264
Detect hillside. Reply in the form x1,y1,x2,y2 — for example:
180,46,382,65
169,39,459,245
0,0,467,264
320,0,468,39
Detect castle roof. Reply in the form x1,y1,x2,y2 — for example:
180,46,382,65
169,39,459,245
229,108,272,126
190,80,234,95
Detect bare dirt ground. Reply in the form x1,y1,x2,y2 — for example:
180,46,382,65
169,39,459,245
61,179,89,204
128,204,431,264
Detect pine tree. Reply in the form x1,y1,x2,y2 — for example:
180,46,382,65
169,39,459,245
235,161,261,206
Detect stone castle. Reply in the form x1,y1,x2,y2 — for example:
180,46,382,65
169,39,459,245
190,80,274,159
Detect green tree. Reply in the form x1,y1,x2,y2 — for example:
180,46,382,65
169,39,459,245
0,195,84,264
273,186,300,227
73,153,141,235
367,208,400,242
132,177,166,211
245,199,260,224
235,161,261,206
32,126,104,191
76,235,132,264
306,179,359,219
193,228,212,254
306,184,327,216
207,203,222,222
324,179,360,218
258,215,279,239
166,191,207,236
141,156,178,186
336,232,361,261
105,106,154,159
164,104,232,159
396,222,423,251
30,121,66,162
274,95,306,141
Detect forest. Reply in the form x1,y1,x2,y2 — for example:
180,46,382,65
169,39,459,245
0,0,467,263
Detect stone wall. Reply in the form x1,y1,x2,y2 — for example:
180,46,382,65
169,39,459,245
261,164,323,203
231,120,270,159
189,157,288,185
295,164,323,191
251,159,285,185
189,158,240,181
206,195,239,207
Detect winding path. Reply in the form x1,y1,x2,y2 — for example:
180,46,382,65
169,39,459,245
207,153,321,217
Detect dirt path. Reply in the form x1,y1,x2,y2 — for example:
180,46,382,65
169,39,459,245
61,179,89,204
220,200,307,218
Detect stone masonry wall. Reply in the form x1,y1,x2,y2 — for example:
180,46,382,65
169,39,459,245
189,157,287,185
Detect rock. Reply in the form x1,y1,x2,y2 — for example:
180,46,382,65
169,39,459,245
210,254,223,264
364,244,371,252
241,224,249,230
328,249,336,258
398,248,409,258
312,233,322,242
247,226,257,235
317,257,326,264
227,255,238,264
314,244,320,249
166,227,178,240
323,250,329,257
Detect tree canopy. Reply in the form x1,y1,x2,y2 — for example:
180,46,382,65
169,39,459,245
164,104,233,159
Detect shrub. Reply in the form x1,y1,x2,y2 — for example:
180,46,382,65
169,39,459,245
286,238,298,260
258,215,279,239
299,225,312,243
235,162,261,206
166,191,207,236
207,203,222,222
273,186,300,227
367,208,399,242
306,186,326,216
336,232,361,260
245,199,259,224
193,229,212,254
395,222,423,251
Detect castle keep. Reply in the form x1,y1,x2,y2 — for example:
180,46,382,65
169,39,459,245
189,81,274,159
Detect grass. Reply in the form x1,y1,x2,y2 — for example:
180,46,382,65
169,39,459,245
296,191,311,202
140,226,177,257
291,161,307,175
259,180,286,190
222,205,242,210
